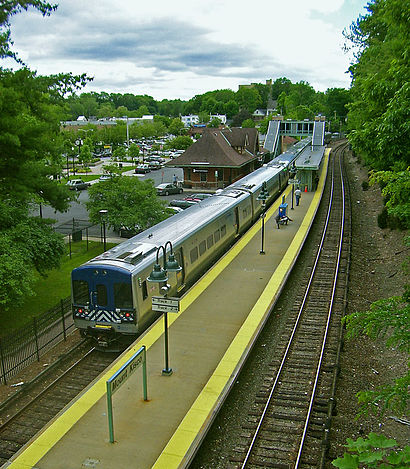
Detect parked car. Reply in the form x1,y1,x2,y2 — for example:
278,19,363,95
167,206,184,215
156,183,183,196
169,199,197,209
184,193,213,202
66,179,90,191
134,164,151,174
148,161,163,170
99,174,112,182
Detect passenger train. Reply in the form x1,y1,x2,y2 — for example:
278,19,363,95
71,138,311,348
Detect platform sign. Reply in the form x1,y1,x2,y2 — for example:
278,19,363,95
152,296,180,313
288,179,300,184
106,346,148,443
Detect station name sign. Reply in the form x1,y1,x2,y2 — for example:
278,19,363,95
152,296,180,313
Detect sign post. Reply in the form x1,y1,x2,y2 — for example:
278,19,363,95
152,296,180,375
106,346,147,443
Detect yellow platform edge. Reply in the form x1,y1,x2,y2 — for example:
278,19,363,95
153,150,330,469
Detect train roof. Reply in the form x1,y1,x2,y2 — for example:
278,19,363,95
83,190,248,273
76,139,311,275
270,137,311,166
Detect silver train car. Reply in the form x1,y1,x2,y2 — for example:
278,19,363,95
71,138,311,347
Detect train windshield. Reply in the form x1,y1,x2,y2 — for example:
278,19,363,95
73,280,88,304
114,283,133,309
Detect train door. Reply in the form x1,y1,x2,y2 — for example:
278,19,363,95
89,271,113,316
234,207,240,235
174,247,185,291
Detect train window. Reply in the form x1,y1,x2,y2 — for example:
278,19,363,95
142,280,148,300
73,280,88,304
199,240,206,256
207,234,214,249
221,225,226,237
114,283,133,309
96,284,107,306
214,229,220,242
190,246,198,263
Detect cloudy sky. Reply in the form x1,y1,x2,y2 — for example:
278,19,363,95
3,0,369,100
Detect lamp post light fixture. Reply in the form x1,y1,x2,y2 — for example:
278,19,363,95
66,153,70,180
99,209,108,251
147,241,182,376
75,138,83,174
257,181,269,255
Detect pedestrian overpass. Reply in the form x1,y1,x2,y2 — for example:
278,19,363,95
263,116,326,156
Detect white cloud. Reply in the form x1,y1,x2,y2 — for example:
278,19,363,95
2,0,368,99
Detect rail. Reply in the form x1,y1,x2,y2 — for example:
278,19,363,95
237,144,348,468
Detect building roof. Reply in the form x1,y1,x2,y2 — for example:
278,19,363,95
166,128,259,168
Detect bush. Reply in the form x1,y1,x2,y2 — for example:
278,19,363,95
377,206,389,229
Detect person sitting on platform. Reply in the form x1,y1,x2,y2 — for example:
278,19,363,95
275,214,293,229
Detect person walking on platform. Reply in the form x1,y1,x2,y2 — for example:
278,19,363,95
295,187,301,206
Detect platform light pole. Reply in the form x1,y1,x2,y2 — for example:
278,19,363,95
147,241,182,376
257,182,269,255
99,209,108,251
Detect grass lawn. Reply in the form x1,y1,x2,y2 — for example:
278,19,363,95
2,240,118,334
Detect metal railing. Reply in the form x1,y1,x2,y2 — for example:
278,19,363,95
0,298,74,385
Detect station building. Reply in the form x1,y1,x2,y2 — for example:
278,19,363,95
166,128,259,190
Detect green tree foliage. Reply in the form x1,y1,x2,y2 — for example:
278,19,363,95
369,170,410,228
0,2,88,311
86,177,169,232
332,433,410,468
0,203,65,308
235,86,262,113
345,0,410,170
128,143,140,161
168,135,193,150
168,117,185,136
241,119,255,128
208,117,221,128
343,283,410,417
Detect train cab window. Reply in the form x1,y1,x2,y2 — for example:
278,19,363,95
190,246,198,263
114,283,133,308
96,284,107,306
199,240,206,256
73,280,89,304
207,234,214,249
141,280,148,300
214,229,220,243
221,225,226,237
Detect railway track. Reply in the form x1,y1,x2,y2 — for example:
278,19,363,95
228,143,351,469
0,343,119,466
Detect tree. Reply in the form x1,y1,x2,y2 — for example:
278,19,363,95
128,143,140,162
345,0,410,170
112,146,127,161
0,2,89,311
168,117,185,136
369,169,410,228
208,117,221,128
86,177,170,232
343,284,409,417
236,86,262,112
241,118,255,128
168,135,193,150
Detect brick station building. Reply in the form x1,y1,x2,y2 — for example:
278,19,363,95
166,128,260,190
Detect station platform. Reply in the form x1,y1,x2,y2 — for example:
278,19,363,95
6,151,329,469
